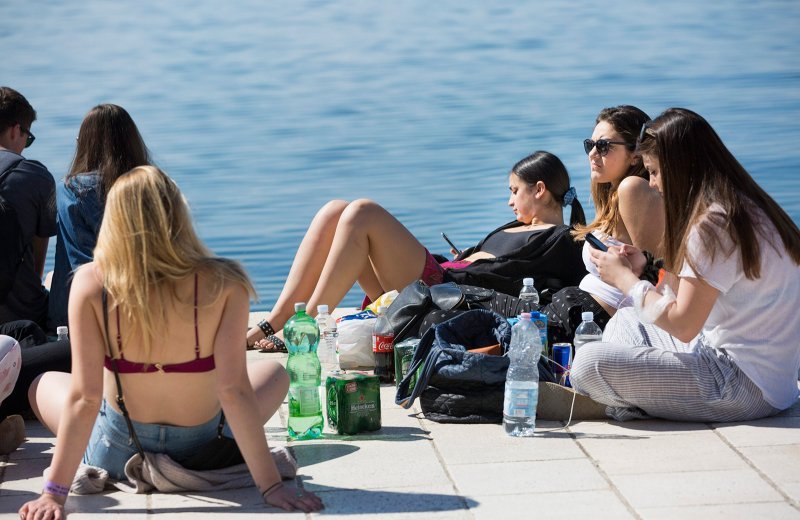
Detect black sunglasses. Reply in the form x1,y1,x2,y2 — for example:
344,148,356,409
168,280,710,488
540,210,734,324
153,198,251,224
583,138,633,156
20,125,35,148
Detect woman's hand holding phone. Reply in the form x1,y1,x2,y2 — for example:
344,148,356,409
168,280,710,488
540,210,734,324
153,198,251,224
441,233,462,257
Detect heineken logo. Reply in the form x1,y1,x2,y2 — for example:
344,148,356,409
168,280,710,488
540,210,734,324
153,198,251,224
349,402,377,412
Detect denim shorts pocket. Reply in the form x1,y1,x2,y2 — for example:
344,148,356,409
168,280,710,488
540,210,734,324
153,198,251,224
84,412,138,479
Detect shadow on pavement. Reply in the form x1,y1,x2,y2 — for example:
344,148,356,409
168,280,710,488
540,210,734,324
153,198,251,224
289,442,360,467
4,485,477,516
319,425,431,441
305,482,478,515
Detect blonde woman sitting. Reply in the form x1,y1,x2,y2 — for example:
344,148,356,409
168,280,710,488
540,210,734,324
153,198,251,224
20,166,322,519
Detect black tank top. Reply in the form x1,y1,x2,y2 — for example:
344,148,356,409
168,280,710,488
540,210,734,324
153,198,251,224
479,228,543,256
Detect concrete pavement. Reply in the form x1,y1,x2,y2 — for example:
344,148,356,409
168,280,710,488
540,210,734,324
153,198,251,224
1,311,798,519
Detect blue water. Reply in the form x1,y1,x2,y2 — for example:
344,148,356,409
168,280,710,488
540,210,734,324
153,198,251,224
4,1,799,309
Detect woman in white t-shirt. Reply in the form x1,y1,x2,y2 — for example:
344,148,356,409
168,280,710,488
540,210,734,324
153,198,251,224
571,108,800,422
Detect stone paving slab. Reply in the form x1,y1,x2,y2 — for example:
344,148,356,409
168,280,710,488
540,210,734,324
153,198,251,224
0,310,798,518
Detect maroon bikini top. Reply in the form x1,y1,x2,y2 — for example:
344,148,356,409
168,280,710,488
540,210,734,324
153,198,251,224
103,273,215,374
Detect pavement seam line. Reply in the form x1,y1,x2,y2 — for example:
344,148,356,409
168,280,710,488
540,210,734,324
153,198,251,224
413,411,476,519
710,425,800,511
566,424,643,520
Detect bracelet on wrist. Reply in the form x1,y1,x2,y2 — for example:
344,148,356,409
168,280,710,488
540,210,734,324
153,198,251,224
261,481,283,500
43,480,70,497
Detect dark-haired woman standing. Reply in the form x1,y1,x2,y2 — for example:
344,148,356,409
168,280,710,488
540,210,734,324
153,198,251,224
247,151,587,350
573,108,800,422
48,104,151,332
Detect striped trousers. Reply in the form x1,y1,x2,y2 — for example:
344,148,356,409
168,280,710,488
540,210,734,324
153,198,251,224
570,307,779,422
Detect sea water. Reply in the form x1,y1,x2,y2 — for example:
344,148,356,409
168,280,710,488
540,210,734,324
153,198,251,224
4,1,797,311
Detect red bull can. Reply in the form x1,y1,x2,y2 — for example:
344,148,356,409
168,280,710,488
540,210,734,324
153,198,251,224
552,343,573,387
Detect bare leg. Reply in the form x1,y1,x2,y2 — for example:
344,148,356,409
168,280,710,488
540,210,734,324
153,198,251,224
28,372,72,435
356,260,384,302
247,200,349,347
306,199,428,315
247,360,289,423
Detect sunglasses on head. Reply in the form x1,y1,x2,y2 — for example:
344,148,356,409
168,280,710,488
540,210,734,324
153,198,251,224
638,120,655,144
583,138,633,156
19,125,35,148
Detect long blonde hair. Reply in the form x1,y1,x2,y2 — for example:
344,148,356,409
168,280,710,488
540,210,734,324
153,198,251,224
94,165,255,358
572,105,650,240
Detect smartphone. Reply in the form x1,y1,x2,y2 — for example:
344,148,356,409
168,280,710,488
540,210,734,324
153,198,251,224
585,233,609,252
441,232,462,255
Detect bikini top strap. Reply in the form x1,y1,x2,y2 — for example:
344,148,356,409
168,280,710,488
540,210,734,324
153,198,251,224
102,287,145,458
194,272,200,359
115,305,124,359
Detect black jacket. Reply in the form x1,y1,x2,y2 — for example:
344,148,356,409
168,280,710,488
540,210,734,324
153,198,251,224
443,221,587,300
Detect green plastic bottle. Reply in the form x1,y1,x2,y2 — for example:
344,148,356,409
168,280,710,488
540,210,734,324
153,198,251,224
285,302,324,439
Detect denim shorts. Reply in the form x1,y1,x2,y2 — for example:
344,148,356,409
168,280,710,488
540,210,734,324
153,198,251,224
83,400,225,480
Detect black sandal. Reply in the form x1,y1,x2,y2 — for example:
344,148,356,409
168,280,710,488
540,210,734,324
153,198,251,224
256,319,288,353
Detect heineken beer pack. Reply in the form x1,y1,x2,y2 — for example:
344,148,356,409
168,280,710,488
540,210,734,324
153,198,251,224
325,372,382,435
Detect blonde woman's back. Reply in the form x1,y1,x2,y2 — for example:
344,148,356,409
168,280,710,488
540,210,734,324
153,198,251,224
78,263,247,427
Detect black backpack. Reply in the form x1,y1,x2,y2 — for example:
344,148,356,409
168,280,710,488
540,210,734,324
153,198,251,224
0,158,26,304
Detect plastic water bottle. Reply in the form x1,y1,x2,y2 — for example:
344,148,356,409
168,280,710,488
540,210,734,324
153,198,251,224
503,312,543,437
573,311,603,352
56,326,69,341
285,302,324,439
519,277,539,306
315,304,340,375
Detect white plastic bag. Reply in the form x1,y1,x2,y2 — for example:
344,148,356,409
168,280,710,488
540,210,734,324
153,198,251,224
336,311,376,369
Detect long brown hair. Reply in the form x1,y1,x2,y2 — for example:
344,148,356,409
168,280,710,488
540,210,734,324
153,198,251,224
637,108,800,278
572,105,650,240
67,104,150,201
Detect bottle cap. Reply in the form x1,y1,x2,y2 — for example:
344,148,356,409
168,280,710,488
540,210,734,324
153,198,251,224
581,311,594,321
294,302,307,313
317,304,329,314
520,312,531,320
523,277,534,286
57,326,68,335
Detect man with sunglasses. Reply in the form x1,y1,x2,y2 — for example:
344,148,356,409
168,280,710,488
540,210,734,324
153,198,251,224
0,87,56,329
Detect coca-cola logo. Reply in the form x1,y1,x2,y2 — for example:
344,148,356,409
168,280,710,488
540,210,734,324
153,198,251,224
372,334,394,353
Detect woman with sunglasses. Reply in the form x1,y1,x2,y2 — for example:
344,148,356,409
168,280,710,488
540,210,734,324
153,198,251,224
247,151,587,351
571,108,800,422
47,104,153,334
542,106,663,341
20,166,323,519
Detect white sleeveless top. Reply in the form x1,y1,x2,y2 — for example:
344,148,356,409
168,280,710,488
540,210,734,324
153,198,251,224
578,232,632,309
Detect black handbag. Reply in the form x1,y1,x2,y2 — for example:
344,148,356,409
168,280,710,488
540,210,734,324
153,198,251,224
177,419,244,470
430,282,496,310
383,280,433,343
